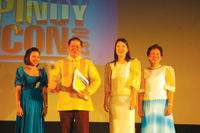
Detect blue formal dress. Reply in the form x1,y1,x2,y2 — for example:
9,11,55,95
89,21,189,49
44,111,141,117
15,66,48,133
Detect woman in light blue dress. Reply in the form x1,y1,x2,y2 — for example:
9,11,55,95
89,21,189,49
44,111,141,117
138,44,176,133
15,47,48,133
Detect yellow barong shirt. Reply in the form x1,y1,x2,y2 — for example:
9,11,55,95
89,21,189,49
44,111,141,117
49,56,101,111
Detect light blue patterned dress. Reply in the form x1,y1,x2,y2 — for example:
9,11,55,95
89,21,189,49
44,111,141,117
140,66,176,133
15,66,48,133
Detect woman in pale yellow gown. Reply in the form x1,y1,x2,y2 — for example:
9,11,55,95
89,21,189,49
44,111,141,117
104,38,141,133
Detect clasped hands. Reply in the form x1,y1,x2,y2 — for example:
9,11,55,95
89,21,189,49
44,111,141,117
77,90,89,101
50,86,88,101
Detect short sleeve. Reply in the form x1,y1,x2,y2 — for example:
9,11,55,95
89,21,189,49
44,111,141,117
165,66,176,92
130,59,141,91
14,66,24,87
104,63,112,93
40,68,48,88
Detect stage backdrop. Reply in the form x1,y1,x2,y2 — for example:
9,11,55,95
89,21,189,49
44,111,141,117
0,0,117,122
0,0,200,125
0,0,117,65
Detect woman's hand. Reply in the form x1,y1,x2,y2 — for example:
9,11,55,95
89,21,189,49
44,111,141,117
16,85,23,117
130,98,136,110
166,105,173,116
104,100,109,112
42,107,47,117
138,92,144,119
104,92,110,112
16,106,23,117
166,90,174,116
138,107,143,119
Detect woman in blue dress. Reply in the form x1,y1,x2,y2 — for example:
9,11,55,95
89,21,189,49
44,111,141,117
138,44,176,133
15,47,48,133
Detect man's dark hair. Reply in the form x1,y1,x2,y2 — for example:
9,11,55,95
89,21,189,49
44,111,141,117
68,37,83,47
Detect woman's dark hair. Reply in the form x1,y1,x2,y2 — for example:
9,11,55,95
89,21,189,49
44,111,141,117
114,38,132,63
24,47,40,67
147,44,163,56
68,37,83,47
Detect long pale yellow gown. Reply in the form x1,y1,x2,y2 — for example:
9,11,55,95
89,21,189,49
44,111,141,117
105,59,141,133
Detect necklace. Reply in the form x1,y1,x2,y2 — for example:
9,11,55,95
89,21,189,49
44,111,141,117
149,64,162,70
25,66,39,76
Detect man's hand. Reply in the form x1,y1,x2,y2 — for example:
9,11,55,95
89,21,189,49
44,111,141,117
77,90,89,101
50,86,60,93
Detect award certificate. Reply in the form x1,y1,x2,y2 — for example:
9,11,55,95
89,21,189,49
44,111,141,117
73,69,89,99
